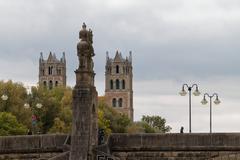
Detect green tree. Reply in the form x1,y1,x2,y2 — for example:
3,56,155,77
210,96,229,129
127,122,145,133
0,80,172,135
0,80,30,127
127,121,156,133
58,87,72,130
98,97,131,135
98,109,111,135
30,85,72,133
141,115,171,133
0,112,27,136
48,117,70,133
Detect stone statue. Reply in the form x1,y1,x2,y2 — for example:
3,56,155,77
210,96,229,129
77,23,95,69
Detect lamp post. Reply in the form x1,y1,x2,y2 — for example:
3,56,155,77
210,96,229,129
36,103,43,109
1,94,8,111
201,93,221,133
24,102,43,134
179,84,201,133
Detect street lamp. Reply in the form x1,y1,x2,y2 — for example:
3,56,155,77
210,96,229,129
24,103,30,109
201,93,221,133
36,103,43,109
24,102,43,134
179,84,201,133
1,94,8,111
1,94,8,101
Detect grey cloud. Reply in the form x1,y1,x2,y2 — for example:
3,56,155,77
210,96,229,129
2,0,240,83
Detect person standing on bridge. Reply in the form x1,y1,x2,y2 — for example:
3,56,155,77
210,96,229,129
180,126,184,133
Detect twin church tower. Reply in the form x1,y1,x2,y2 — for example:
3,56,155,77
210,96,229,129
105,51,133,120
38,37,133,121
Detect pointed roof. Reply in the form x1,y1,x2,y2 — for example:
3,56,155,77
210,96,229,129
47,52,59,62
61,52,66,62
39,52,44,62
47,52,53,62
114,50,123,62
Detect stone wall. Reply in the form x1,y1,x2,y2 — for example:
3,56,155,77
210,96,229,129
109,133,240,150
2,133,240,159
0,134,68,160
107,133,240,160
211,153,240,160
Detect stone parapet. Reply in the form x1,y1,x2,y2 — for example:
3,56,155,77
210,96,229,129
108,133,240,160
109,133,240,151
2,133,240,159
0,134,68,154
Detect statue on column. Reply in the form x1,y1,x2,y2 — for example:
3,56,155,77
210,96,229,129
70,23,98,160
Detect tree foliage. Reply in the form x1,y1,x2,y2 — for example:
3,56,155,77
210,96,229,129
0,80,172,135
48,117,71,133
98,97,131,135
0,112,27,136
30,85,72,133
0,80,29,126
141,115,171,133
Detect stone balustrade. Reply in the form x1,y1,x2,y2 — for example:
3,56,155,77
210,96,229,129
2,133,240,159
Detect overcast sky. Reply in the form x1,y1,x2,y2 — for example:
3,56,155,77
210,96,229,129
1,0,240,132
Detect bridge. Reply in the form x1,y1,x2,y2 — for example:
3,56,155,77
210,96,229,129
1,133,240,159
107,133,240,159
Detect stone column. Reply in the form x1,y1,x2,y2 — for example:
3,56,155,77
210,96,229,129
69,23,98,160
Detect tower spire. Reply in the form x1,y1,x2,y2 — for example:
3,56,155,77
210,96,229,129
129,51,132,63
61,52,66,62
40,52,43,59
106,51,109,61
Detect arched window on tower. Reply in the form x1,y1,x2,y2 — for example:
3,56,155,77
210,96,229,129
57,69,61,75
48,66,53,75
92,104,96,113
116,65,119,73
48,67,51,75
49,80,53,90
122,80,125,89
116,79,120,89
43,81,47,88
118,98,123,107
110,80,113,89
112,98,117,107
51,66,53,74
55,81,58,87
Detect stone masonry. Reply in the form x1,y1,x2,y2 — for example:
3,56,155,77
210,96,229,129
39,52,66,89
69,23,98,160
2,134,240,159
105,51,133,121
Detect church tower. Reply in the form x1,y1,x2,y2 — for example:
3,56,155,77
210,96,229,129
105,51,133,121
39,52,66,89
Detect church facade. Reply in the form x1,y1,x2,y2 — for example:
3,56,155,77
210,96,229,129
105,51,134,121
